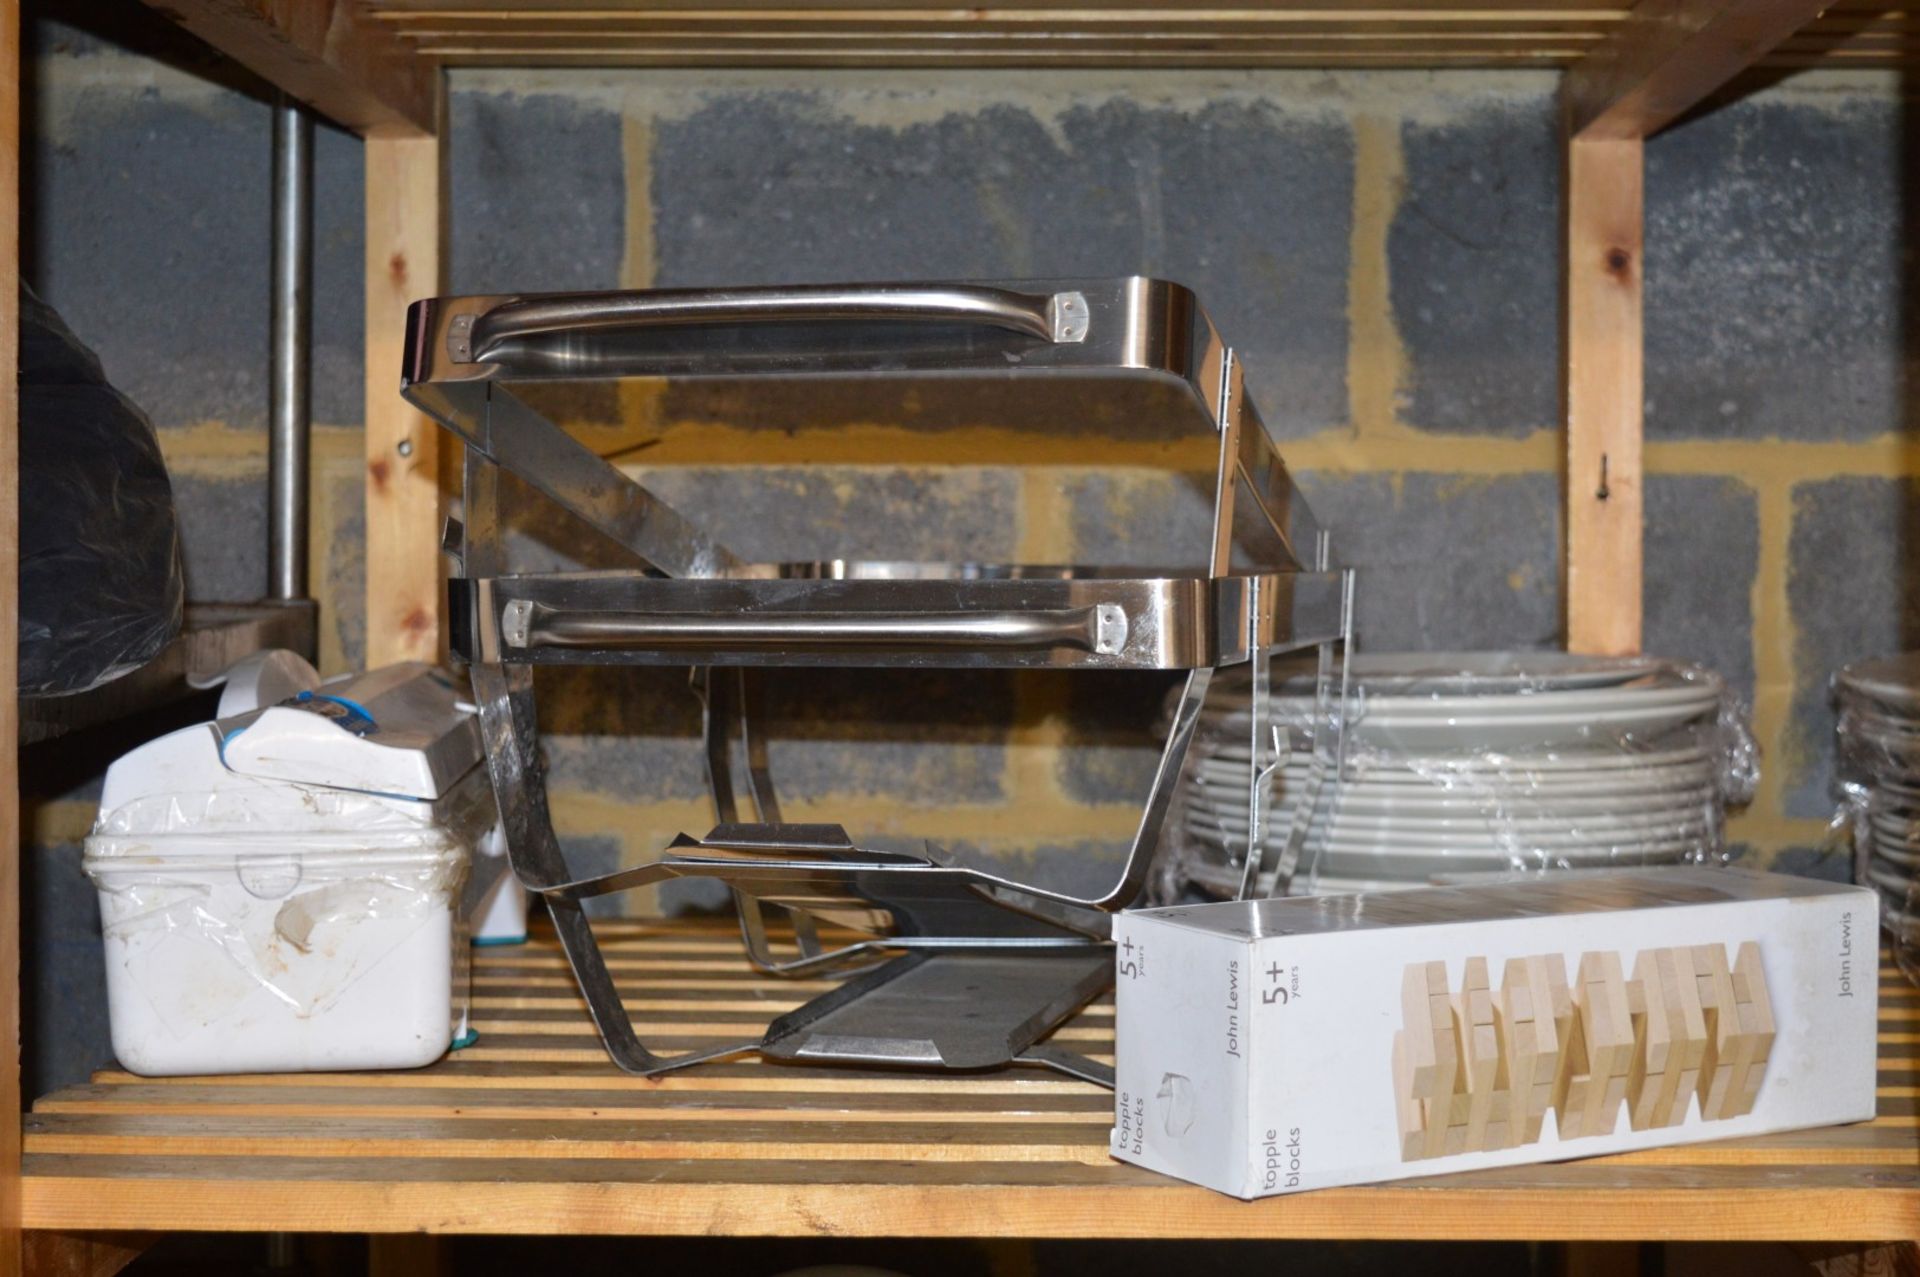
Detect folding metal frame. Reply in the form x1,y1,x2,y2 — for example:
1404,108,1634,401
402,278,1350,1080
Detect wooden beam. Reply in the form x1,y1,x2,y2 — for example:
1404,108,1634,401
138,1,438,138
0,0,18,1270
364,132,447,667
1567,0,1833,141
1564,136,1643,657
370,1235,448,1277
21,1232,154,1277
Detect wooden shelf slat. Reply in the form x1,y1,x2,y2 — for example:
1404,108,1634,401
20,920,1920,1240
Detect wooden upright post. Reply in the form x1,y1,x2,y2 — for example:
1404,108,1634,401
364,129,446,667
1560,0,1830,656
0,0,21,1269
1564,136,1644,656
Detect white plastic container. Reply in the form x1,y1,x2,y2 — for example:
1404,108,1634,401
83,663,497,1075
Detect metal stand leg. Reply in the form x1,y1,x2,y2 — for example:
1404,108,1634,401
1272,566,1356,895
470,660,756,1076
1237,577,1277,900
691,667,834,972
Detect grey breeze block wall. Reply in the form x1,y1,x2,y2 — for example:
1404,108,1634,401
18,12,1917,1085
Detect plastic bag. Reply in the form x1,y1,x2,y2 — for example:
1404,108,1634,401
1163,652,1756,901
1831,654,1920,986
19,284,184,696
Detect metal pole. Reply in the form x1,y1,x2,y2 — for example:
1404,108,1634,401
268,94,312,601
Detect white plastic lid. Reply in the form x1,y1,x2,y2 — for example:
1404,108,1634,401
217,663,482,801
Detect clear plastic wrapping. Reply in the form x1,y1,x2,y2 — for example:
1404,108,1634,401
81,767,496,1016
1831,653,1920,986
1163,652,1756,902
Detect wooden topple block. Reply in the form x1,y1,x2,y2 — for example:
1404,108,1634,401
1395,942,1772,1162
1693,943,1741,1120
1728,942,1776,1118
1578,951,1634,1139
1457,957,1501,1152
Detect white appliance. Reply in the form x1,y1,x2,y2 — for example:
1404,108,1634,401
82,662,511,1075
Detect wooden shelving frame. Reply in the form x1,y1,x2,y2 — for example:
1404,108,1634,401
1,0,1904,1271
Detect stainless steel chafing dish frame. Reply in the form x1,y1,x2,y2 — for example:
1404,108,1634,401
401,277,1352,1081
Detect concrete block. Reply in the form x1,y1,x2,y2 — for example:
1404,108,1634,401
311,124,367,427
448,90,626,295
324,470,366,672
29,71,362,427
171,473,266,603
944,839,1133,900
1767,846,1852,882
1785,476,1920,817
1391,94,1560,436
1064,470,1215,570
1298,470,1562,652
761,668,1014,805
538,667,708,802
1644,474,1757,700
648,88,1351,437
538,666,1013,808
1058,670,1187,806
555,835,635,919
658,876,734,917
23,843,111,1096
1646,95,1901,442
640,466,1023,564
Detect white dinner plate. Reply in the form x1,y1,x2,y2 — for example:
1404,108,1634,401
1197,744,1714,778
1839,654,1920,714
1181,823,1710,858
1187,784,1716,822
1271,651,1673,699
1186,802,1714,840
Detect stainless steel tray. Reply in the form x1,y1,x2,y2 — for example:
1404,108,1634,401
400,277,1352,1081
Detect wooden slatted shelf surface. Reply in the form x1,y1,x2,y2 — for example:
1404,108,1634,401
362,0,1920,70
19,917,1920,1239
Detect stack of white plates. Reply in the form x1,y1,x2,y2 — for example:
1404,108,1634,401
1835,654,1920,939
1178,652,1729,898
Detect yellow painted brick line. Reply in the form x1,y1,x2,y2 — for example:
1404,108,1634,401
1731,476,1797,837
156,421,363,476
1646,436,1920,482
1724,815,1845,857
24,800,97,845
588,423,1920,482
1344,111,1407,443
1005,670,1080,814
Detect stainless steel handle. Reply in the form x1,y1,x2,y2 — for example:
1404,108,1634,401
458,284,1090,362
501,600,1127,656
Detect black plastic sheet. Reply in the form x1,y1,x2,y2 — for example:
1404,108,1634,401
19,286,184,696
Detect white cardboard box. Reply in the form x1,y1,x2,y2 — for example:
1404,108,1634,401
1110,868,1879,1197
